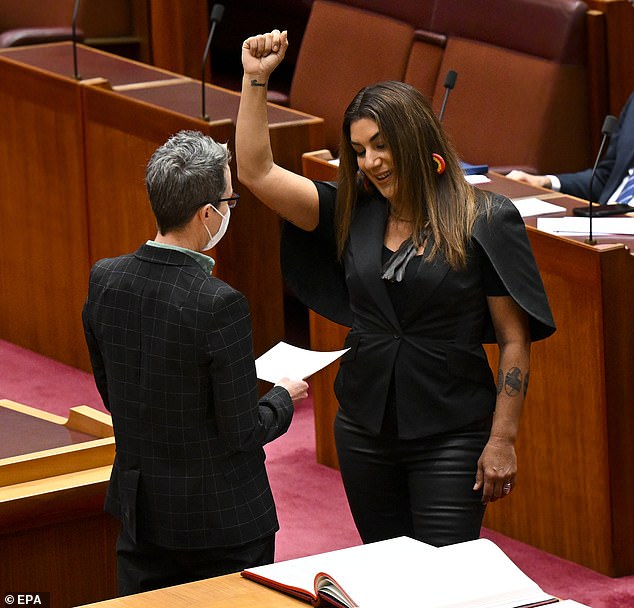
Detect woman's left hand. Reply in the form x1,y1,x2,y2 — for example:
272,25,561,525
473,437,517,504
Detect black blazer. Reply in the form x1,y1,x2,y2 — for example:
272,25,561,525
558,91,634,204
282,183,555,439
83,244,293,550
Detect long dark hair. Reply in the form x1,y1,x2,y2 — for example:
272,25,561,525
336,81,487,269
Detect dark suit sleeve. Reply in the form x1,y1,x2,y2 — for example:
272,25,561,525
82,268,110,411
558,92,634,203
207,287,293,451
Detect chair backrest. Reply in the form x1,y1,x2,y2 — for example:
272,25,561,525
0,0,135,36
408,0,591,172
430,37,589,172
403,30,446,100
289,0,414,153
0,0,142,55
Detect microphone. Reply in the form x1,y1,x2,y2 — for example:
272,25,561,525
572,114,618,244
72,0,81,80
201,4,225,121
438,70,457,123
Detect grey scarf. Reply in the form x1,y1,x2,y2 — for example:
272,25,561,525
381,237,418,282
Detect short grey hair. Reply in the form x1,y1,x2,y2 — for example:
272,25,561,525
145,130,230,234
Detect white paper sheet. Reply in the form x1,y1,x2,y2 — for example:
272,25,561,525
537,216,634,235
511,197,566,217
255,341,349,383
465,174,491,185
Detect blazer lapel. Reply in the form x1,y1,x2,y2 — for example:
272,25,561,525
412,232,451,307
348,197,400,330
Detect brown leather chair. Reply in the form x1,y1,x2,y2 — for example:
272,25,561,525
282,0,592,173
419,0,592,173
403,30,446,101
278,0,415,154
0,1,147,60
0,2,82,47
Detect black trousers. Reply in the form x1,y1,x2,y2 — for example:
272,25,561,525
116,528,275,596
334,410,490,547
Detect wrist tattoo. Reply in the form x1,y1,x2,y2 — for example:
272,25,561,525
250,79,266,87
504,367,522,397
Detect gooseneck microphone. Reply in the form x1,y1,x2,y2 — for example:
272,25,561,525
438,70,457,123
72,0,81,80
201,4,225,121
572,114,617,244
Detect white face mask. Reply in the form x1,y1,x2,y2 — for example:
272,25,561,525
202,205,230,250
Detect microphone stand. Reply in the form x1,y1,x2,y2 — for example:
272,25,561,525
583,115,617,245
201,4,225,121
438,70,457,123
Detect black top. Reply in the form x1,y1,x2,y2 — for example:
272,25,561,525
280,181,555,439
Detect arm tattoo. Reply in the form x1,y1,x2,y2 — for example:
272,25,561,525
250,79,266,87
496,369,504,395
504,367,523,397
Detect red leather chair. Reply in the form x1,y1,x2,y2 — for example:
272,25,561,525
406,0,592,173
0,1,147,61
0,3,82,47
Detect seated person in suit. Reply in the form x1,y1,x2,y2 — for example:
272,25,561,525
506,91,634,206
82,130,308,596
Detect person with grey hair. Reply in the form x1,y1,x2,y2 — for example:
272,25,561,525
82,130,308,595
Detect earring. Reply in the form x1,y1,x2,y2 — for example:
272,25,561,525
432,153,446,175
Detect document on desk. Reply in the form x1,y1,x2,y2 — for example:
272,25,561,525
537,216,634,235
511,197,566,218
465,174,491,185
255,341,349,383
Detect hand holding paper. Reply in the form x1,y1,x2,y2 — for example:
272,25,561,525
274,377,309,403
255,341,349,383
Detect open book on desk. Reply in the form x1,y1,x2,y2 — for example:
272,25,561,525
242,536,559,608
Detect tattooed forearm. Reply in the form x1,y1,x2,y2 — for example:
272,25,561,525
497,369,504,395
498,366,523,397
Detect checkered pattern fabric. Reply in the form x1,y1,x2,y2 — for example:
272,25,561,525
83,244,293,550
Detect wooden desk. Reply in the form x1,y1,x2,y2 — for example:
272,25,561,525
301,152,634,577
76,572,301,608
0,400,118,608
0,42,323,368
0,43,185,371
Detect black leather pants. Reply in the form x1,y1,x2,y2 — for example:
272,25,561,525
334,410,490,547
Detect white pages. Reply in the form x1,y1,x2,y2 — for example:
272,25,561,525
243,536,557,608
255,341,349,383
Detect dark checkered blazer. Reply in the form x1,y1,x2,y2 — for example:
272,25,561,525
82,243,293,550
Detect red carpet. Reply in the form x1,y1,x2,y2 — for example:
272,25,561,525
1,338,632,608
